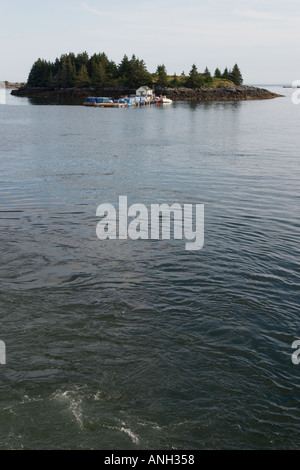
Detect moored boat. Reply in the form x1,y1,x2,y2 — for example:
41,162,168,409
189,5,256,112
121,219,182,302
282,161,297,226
155,95,173,105
83,94,172,107
162,97,173,104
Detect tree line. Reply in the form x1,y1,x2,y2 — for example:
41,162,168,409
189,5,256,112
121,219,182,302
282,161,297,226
27,52,243,89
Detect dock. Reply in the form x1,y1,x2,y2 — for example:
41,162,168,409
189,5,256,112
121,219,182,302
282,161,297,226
83,93,172,108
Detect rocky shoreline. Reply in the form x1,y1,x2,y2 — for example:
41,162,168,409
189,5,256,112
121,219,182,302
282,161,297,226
3,82,25,89
158,86,282,101
11,85,282,102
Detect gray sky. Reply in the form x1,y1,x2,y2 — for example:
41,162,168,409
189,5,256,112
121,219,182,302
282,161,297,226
1,0,299,83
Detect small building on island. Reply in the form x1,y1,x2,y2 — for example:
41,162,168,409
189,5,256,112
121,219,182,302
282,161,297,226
136,86,154,99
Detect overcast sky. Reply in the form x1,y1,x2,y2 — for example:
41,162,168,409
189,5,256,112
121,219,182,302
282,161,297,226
1,0,299,83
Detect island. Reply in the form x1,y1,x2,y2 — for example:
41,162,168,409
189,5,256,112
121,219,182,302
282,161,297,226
11,52,282,102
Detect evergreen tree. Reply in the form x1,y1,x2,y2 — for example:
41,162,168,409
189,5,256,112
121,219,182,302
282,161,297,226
119,55,151,87
187,64,198,88
186,64,204,88
90,62,106,87
170,73,179,88
67,56,77,87
92,52,117,85
142,72,154,88
76,65,90,88
27,59,41,86
27,51,244,90
135,59,152,87
27,59,53,87
58,55,77,87
75,52,89,72
118,54,131,83
87,53,100,76
47,71,55,87
89,54,106,87
52,58,61,81
229,64,243,85
105,59,118,84
203,67,212,85
222,67,230,80
156,64,168,87
214,68,222,79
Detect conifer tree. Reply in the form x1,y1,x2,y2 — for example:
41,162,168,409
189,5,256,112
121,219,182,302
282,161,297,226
186,64,204,88
229,64,243,85
187,64,198,88
66,56,76,87
170,73,179,88
58,55,76,87
204,67,212,85
27,59,52,87
47,71,54,87
214,68,222,79
118,54,131,83
222,67,230,80
75,52,89,72
26,50,244,90
76,65,90,88
156,64,168,87
91,62,106,87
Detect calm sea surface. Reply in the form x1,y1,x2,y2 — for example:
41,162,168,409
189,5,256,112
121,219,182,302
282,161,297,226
0,87,299,449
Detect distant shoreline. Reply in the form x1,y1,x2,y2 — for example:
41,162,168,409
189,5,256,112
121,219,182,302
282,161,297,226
11,85,282,102
3,82,25,89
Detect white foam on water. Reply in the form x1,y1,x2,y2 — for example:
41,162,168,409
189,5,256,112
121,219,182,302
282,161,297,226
120,423,139,445
137,419,162,431
51,389,85,429
93,391,102,401
22,394,43,403
104,421,140,446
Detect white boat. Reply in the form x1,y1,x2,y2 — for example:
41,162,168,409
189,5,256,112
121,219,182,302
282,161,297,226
162,97,173,104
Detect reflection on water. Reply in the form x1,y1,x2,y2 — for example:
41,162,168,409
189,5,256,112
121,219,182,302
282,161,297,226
28,95,85,106
176,100,242,111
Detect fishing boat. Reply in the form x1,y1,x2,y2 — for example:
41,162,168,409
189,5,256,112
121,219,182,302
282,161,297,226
162,97,173,104
156,96,173,105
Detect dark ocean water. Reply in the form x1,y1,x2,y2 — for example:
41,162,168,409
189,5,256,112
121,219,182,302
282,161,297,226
0,87,299,449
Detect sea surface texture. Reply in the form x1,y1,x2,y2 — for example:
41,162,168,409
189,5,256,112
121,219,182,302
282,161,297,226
0,87,299,449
